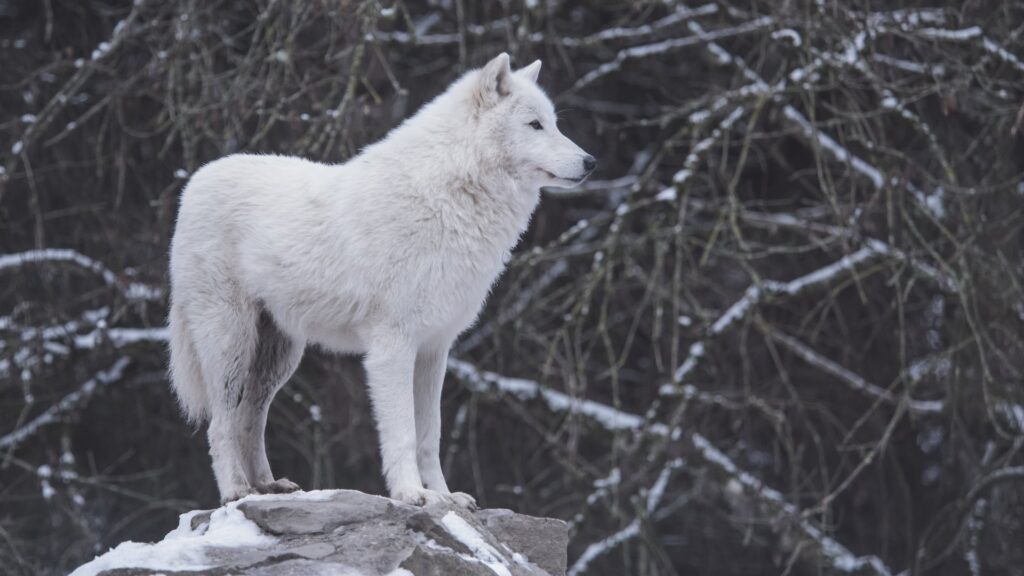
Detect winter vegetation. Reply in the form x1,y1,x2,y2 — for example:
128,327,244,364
1,1,1023,574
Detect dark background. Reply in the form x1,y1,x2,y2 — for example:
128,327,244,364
1,1,1023,574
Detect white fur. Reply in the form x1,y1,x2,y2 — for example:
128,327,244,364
168,54,593,505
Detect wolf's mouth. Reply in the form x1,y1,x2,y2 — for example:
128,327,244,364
541,169,588,183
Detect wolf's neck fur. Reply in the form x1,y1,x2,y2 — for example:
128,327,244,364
353,75,541,251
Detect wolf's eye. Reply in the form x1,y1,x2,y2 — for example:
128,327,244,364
529,120,543,130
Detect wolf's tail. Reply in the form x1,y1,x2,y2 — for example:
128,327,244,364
169,302,210,423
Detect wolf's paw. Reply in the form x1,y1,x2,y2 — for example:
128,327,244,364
390,486,456,507
220,485,257,504
390,486,440,506
391,486,479,509
449,491,478,510
256,477,301,494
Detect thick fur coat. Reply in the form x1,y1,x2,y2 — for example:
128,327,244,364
168,53,595,505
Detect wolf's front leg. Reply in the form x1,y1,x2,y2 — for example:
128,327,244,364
364,337,421,501
414,344,477,509
364,334,453,506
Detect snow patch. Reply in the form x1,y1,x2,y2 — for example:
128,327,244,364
917,26,981,40
783,106,883,189
91,41,112,60
440,512,510,576
917,186,946,219
124,282,163,301
655,187,677,202
917,426,944,453
70,503,275,576
771,29,802,47
568,521,640,576
235,489,341,504
688,109,711,124
998,403,1024,433
594,468,620,489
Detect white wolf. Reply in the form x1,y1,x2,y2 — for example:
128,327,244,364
168,53,595,505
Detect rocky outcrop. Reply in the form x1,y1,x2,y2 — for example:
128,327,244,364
71,489,568,576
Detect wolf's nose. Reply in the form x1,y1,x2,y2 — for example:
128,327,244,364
582,155,597,172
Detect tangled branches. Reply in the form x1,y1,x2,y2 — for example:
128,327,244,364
1,1,1022,574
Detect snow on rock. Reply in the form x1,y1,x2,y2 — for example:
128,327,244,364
441,511,513,576
70,504,275,576
69,489,568,576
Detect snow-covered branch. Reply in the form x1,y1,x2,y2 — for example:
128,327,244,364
5,2,1018,571
568,17,774,94
0,357,130,453
550,3,718,47
691,435,893,576
901,25,1024,73
671,106,746,188
731,208,958,293
664,246,883,389
2,0,149,190
448,358,662,434
0,249,163,302
449,358,894,576
764,327,944,414
688,20,950,220
567,458,684,576
373,4,720,49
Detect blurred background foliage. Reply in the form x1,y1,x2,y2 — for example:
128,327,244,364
1,0,1023,574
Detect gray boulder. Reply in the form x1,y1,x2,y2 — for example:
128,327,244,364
72,489,568,576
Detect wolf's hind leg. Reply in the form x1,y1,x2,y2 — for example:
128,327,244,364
206,410,252,502
189,294,261,502
236,310,305,494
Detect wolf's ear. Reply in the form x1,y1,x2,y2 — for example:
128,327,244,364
477,53,513,108
516,60,541,83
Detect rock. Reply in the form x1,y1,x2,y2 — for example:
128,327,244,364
71,490,567,576
237,489,394,535
400,545,496,576
476,509,569,576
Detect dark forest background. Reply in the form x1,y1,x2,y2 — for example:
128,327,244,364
1,0,1023,574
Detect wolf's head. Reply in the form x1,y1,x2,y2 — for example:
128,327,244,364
470,53,596,189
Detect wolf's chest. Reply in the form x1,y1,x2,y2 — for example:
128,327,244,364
402,233,510,331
